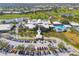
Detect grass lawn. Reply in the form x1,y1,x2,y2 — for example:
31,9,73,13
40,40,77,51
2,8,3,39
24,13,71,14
62,28,79,49
0,11,49,19
64,32,79,45
18,30,36,37
43,29,79,49
0,8,79,23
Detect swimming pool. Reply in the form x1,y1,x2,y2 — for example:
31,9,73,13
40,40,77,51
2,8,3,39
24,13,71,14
54,24,65,28
55,25,65,29
54,24,66,32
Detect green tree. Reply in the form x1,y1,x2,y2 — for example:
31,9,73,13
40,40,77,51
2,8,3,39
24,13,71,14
15,45,25,51
58,42,66,49
0,40,9,49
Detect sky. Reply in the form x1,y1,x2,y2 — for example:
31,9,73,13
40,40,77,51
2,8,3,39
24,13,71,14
0,0,79,3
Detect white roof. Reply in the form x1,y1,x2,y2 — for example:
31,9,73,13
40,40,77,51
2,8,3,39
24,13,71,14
27,20,31,23
3,11,11,13
12,11,21,13
37,19,42,23
64,25,72,28
69,7,73,10
27,20,38,24
49,24,54,27
42,21,50,24
0,24,12,31
25,24,36,29
53,21,62,24
41,24,49,28
27,19,51,24
70,22,79,26
36,34,43,39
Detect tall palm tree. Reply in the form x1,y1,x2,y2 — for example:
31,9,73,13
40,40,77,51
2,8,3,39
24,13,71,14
48,44,57,51
25,44,35,52
15,45,25,51
58,42,66,49
0,40,9,49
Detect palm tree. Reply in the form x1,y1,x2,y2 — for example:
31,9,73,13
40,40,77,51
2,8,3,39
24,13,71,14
15,45,25,51
60,19,69,24
25,44,35,52
0,40,9,49
48,44,57,51
58,42,66,49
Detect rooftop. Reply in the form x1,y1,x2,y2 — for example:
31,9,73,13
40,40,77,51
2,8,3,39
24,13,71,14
0,24,13,31
70,22,79,26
